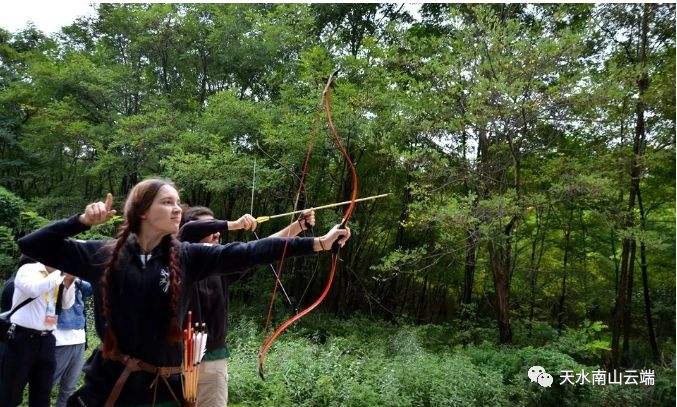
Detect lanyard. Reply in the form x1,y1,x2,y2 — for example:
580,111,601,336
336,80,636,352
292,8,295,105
39,269,59,306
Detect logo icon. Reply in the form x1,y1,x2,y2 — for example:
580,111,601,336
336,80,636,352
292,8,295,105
528,366,553,388
537,372,553,387
159,268,170,293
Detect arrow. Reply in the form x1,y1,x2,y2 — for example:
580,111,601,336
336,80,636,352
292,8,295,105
255,193,389,224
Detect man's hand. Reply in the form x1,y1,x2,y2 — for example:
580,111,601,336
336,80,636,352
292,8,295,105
297,210,315,231
62,274,75,288
233,214,257,231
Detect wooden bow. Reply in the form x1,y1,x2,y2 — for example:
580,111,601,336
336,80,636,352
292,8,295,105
257,69,359,378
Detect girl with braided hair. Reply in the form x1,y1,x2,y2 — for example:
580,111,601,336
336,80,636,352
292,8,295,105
17,178,350,406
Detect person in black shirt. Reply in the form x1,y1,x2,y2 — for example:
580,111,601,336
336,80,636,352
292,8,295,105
17,178,350,406
178,206,314,406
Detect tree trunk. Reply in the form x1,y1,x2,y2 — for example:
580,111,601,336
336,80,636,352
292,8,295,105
612,235,635,367
611,3,649,368
399,277,411,315
622,241,636,366
461,229,478,305
611,231,620,295
637,178,660,362
528,207,547,337
460,124,478,306
416,274,429,321
557,207,574,334
478,125,516,344
198,49,208,106
489,236,513,344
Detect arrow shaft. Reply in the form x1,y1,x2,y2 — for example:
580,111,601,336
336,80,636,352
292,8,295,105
256,193,389,223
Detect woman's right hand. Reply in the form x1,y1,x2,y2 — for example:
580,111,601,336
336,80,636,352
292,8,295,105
79,193,117,226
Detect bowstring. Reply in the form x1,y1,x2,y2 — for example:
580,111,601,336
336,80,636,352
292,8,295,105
262,115,318,333
250,157,295,311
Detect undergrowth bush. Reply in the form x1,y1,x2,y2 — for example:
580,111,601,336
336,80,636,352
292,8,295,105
225,309,673,406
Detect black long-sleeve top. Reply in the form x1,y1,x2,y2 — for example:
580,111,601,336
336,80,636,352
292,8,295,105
178,219,235,353
177,218,228,245
17,214,315,405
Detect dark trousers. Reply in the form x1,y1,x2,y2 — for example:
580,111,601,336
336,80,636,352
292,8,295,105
0,328,56,407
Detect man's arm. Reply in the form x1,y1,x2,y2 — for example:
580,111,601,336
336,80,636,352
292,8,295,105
179,219,229,243
14,263,63,298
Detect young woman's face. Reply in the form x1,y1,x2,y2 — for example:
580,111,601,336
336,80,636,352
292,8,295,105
142,185,182,235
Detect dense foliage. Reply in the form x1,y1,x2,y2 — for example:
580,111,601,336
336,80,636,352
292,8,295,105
0,3,674,405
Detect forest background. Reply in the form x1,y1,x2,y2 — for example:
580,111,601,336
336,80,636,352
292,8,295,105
0,3,675,406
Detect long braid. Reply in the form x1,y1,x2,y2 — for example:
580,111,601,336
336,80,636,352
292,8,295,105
101,224,131,358
167,237,182,342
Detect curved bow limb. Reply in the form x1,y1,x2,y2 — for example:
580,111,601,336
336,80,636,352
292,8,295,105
258,69,359,379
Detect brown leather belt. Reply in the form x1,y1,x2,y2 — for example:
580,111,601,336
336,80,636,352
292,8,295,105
105,353,183,407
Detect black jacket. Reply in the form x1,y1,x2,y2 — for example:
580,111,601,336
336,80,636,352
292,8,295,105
188,273,231,352
178,219,238,352
17,214,315,405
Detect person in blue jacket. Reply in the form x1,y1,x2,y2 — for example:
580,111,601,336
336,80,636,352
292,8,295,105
52,277,92,407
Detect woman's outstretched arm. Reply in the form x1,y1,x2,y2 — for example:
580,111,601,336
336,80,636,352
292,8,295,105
17,194,116,281
184,224,350,282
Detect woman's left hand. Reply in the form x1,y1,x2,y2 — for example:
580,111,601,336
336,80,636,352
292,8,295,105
315,224,351,251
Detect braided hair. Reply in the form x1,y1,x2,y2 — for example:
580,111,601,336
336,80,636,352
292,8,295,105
100,178,183,358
